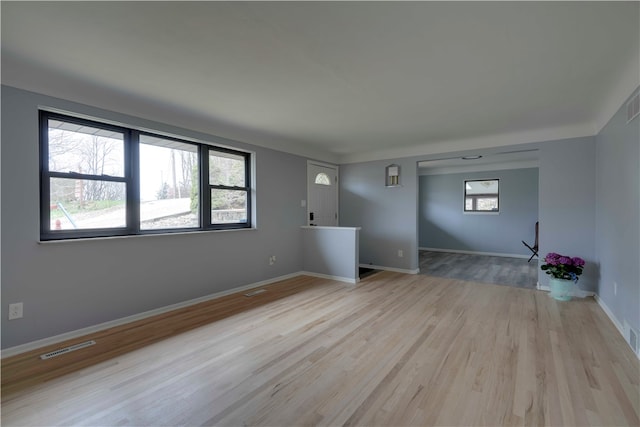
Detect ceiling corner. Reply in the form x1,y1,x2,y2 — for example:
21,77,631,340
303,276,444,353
594,53,640,134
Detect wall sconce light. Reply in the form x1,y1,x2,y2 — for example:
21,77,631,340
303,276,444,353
386,164,400,187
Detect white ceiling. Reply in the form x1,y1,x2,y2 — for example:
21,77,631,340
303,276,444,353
2,2,638,164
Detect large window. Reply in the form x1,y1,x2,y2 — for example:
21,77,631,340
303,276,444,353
40,112,252,240
139,134,200,230
464,179,499,212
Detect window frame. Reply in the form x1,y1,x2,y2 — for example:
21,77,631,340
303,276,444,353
40,111,252,241
204,146,252,230
463,178,500,213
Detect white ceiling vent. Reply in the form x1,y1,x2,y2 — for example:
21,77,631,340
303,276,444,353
627,92,639,123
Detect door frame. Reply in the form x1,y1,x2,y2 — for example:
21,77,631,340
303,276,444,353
307,160,339,226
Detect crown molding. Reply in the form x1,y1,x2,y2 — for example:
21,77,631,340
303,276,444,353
594,54,640,133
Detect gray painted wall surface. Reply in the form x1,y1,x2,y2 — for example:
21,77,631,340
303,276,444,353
538,136,597,292
419,168,539,255
1,86,308,349
301,227,359,281
595,87,640,334
4,82,637,352
340,159,419,271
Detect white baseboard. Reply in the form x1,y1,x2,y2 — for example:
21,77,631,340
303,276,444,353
8,270,634,365
420,247,531,260
1,272,303,359
594,295,639,360
301,271,359,284
537,287,638,360
594,294,624,336
360,264,420,275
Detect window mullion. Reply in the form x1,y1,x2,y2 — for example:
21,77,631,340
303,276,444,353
39,111,51,236
129,130,140,234
201,145,211,229
209,184,248,191
48,171,127,182
245,154,251,228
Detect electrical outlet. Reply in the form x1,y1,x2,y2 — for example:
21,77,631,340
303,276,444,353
8,303,23,320
398,250,404,258
269,255,276,265
614,281,617,296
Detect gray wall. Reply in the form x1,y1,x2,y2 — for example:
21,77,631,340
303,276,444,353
419,168,539,255
341,137,599,293
595,87,640,335
538,136,597,292
1,85,308,349
3,82,637,353
340,158,419,272
301,227,359,281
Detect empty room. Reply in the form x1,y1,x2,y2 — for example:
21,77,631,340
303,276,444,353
1,2,639,426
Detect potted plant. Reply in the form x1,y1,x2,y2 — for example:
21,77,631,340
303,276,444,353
541,252,585,301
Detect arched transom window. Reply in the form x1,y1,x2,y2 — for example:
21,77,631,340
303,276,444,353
314,172,331,186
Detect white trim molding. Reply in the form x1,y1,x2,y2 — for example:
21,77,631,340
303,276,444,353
538,286,637,359
301,271,359,284
2,272,302,359
594,56,640,133
594,295,624,336
594,295,639,360
359,264,420,275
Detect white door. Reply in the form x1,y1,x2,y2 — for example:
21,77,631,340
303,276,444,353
307,162,338,226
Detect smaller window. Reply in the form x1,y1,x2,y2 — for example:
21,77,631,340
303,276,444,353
314,172,331,186
209,149,251,226
464,179,499,212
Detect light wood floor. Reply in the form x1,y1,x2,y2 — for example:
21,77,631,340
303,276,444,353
2,272,639,426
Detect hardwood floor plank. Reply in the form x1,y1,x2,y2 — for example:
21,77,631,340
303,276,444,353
2,272,638,426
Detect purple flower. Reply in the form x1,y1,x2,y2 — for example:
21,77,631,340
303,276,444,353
541,252,584,282
558,256,572,265
544,253,561,265
572,257,585,267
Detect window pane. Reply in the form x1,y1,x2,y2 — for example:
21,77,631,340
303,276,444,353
315,172,331,185
465,198,473,211
48,119,124,177
464,179,499,212
209,151,245,187
139,135,199,230
49,178,126,230
476,197,498,211
211,189,247,224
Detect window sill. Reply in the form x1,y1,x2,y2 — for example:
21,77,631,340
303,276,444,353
463,211,500,215
38,227,257,244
